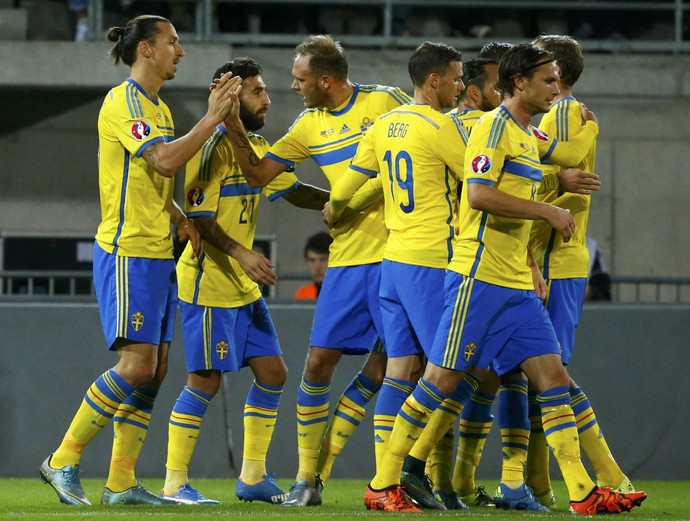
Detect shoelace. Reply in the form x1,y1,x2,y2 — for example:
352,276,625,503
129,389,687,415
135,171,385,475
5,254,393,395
393,488,417,509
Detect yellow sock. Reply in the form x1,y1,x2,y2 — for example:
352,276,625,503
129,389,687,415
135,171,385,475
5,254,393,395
52,370,133,469
539,388,594,502
452,417,493,496
372,377,415,477
426,427,455,493
525,394,551,496
240,381,282,484
316,396,366,482
498,380,529,484
452,389,495,497
317,371,377,482
296,379,329,485
410,397,461,462
106,388,156,492
371,378,444,490
570,387,625,487
163,386,210,495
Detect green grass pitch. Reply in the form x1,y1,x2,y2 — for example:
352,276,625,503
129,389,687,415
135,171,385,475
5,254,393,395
1,478,688,520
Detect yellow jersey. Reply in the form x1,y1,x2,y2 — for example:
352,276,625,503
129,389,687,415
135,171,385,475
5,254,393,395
266,83,411,267
530,96,595,279
95,79,176,258
177,126,300,307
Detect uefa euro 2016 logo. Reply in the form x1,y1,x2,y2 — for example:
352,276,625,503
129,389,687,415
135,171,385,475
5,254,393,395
471,155,491,174
187,187,205,207
131,120,151,140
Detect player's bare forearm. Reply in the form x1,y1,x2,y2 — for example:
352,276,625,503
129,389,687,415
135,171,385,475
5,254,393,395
225,127,274,187
283,183,330,210
193,215,240,256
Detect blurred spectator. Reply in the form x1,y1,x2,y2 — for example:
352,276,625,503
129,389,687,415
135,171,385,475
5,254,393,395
586,236,612,301
294,232,332,300
68,0,88,41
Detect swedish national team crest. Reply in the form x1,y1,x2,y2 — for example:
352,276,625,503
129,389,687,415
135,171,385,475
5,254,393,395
130,120,151,140
216,340,229,360
187,187,205,207
464,342,477,362
131,312,145,332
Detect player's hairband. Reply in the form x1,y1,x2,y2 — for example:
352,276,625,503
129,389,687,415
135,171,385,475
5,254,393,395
521,58,555,74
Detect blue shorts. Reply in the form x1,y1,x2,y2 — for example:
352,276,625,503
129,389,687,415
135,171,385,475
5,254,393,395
309,264,385,355
545,278,586,365
93,242,177,350
179,297,281,373
380,260,445,358
428,273,561,376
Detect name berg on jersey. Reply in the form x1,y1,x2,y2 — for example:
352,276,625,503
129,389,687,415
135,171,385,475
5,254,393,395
130,120,151,140
388,122,409,138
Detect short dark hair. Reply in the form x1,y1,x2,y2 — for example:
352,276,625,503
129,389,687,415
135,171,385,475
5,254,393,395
213,57,262,82
496,43,554,97
478,41,513,62
304,232,332,256
408,41,462,88
459,57,498,101
533,34,584,88
295,34,348,81
107,14,170,66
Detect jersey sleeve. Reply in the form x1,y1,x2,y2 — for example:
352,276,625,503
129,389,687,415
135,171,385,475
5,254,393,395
437,114,469,181
183,126,227,218
264,112,312,169
102,88,166,158
330,130,378,218
538,120,598,166
464,115,507,186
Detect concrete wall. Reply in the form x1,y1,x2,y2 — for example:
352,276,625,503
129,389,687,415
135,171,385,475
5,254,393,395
0,302,688,480
1,44,690,291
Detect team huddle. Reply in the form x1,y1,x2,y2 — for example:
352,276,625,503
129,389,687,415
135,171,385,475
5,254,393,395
38,13,647,515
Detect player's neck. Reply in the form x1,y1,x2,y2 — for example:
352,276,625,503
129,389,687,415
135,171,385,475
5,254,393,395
554,83,573,101
325,81,355,111
129,66,163,100
502,97,532,129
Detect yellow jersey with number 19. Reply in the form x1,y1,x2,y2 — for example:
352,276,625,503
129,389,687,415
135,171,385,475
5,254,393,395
95,79,176,259
347,104,468,269
265,83,411,267
450,105,542,290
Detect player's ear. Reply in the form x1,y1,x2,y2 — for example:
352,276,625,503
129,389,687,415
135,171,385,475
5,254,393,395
513,73,526,92
140,40,152,58
320,75,330,90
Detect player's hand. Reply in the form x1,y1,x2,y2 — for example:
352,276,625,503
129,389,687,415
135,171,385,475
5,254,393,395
530,263,547,299
322,202,337,228
544,204,575,242
557,167,601,194
208,72,242,124
233,245,277,286
178,218,203,259
579,102,598,125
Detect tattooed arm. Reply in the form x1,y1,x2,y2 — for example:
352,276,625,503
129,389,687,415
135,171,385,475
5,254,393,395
281,183,330,210
224,91,286,188
141,73,242,178
193,215,277,286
